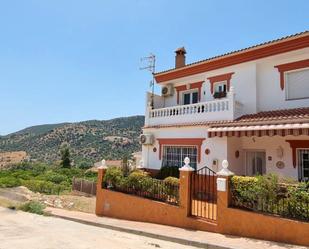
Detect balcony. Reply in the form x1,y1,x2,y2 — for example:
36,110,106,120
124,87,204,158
145,88,243,127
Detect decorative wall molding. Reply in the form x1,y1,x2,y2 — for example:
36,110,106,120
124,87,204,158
274,59,309,90
286,140,309,168
207,72,234,94
174,81,203,104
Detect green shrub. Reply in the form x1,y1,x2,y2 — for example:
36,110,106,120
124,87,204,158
103,167,124,187
163,176,179,186
39,171,69,184
19,201,45,215
21,180,69,195
125,170,152,192
231,174,309,220
0,176,21,188
156,166,179,179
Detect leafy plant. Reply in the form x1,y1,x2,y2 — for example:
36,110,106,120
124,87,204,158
19,201,45,215
103,167,124,187
231,174,309,221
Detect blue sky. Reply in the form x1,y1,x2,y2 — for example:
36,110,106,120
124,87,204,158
0,0,308,135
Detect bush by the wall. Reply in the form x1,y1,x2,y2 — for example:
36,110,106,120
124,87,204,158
163,176,179,186
156,166,179,179
103,167,124,187
231,174,309,221
124,170,152,192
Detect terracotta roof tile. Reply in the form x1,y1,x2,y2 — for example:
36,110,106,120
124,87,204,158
144,107,309,129
155,31,309,76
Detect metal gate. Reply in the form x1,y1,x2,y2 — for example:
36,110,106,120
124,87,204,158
190,166,217,221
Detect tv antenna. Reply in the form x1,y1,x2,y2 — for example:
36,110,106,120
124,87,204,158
140,53,156,108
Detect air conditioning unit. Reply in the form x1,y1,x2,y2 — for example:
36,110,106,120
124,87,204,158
140,134,154,145
161,84,174,97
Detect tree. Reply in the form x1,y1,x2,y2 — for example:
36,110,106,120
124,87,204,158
60,145,71,168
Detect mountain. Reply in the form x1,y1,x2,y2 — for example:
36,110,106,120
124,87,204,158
0,116,145,166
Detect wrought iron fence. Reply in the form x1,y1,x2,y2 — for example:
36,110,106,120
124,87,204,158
103,177,179,205
190,166,217,221
231,181,309,222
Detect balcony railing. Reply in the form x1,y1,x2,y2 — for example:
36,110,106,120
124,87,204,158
145,88,242,126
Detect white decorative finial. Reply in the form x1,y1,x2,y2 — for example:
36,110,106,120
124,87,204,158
217,159,234,176
179,157,194,171
98,159,107,169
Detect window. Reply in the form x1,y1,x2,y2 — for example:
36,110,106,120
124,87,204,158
298,149,309,181
214,81,227,93
162,146,197,169
182,91,198,105
245,151,266,176
285,68,309,100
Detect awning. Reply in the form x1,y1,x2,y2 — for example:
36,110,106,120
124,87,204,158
208,123,309,137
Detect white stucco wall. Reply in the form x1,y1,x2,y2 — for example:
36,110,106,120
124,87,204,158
142,126,228,171
152,47,309,117
143,125,308,180
227,135,309,180
256,48,309,111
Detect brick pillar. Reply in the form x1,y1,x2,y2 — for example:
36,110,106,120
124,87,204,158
179,157,194,216
95,166,107,215
216,160,234,232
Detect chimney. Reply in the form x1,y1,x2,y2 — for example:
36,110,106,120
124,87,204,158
175,47,186,68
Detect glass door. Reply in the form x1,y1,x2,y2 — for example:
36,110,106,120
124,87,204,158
246,151,266,176
298,149,309,181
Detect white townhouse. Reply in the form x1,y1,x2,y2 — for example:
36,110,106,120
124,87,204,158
141,31,309,181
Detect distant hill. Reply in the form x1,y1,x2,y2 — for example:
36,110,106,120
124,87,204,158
0,116,144,166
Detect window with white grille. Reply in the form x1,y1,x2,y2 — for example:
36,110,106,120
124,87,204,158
162,146,197,169
298,149,309,181
285,68,309,100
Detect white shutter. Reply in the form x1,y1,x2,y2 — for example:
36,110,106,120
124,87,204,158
286,68,309,100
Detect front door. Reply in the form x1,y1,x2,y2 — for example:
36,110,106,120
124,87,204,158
298,149,309,181
246,151,266,176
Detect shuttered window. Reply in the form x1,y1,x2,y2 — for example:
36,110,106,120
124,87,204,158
285,68,309,100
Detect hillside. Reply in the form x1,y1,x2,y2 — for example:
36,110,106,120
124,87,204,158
0,116,144,166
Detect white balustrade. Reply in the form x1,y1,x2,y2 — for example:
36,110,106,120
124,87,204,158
146,94,242,126
149,98,230,119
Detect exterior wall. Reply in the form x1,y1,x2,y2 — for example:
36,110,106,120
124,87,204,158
142,126,228,171
96,169,309,247
143,125,309,180
150,47,309,117
256,48,309,111
226,135,309,179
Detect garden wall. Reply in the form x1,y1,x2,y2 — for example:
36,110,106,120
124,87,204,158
96,168,309,247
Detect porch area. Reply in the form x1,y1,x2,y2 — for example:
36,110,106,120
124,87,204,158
145,88,243,126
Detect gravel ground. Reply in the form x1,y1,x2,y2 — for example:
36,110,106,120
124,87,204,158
0,207,199,249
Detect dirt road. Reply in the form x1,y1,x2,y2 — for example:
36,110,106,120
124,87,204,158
0,207,199,249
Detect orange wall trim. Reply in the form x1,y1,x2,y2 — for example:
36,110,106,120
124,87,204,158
286,140,309,167
175,81,203,104
275,59,309,90
157,138,205,162
207,72,234,94
154,35,309,83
